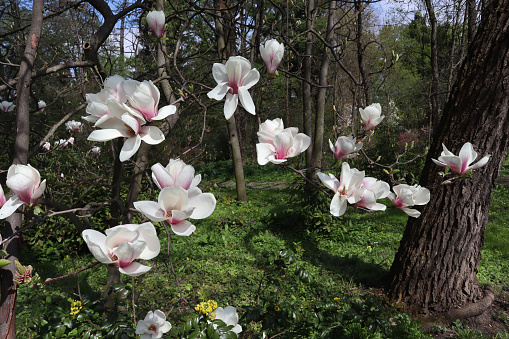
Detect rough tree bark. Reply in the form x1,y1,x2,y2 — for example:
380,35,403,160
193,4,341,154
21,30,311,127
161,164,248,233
0,0,44,337
388,0,509,315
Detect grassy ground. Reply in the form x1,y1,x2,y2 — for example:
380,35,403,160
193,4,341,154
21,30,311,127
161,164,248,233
15,160,509,338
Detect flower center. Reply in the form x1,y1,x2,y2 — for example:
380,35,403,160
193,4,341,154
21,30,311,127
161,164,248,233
124,123,137,137
148,324,157,332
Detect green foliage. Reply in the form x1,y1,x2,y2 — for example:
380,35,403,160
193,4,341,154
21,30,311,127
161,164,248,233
26,284,135,339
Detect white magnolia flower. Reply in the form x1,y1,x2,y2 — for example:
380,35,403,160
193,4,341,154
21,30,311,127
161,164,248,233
256,119,311,165
0,164,46,219
388,184,430,218
84,75,128,124
151,159,201,190
134,186,216,236
260,39,284,74
91,146,101,155
211,306,243,338
43,142,50,151
65,120,82,131
122,80,176,122
146,11,165,38
136,310,171,338
318,162,365,217
87,113,164,162
354,177,390,211
0,101,15,113
38,100,46,112
329,136,363,160
359,103,384,131
82,222,160,276
432,142,490,175
207,56,260,119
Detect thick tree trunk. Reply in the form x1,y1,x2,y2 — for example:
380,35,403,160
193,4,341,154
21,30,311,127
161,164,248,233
303,0,314,168
388,0,509,314
0,0,43,337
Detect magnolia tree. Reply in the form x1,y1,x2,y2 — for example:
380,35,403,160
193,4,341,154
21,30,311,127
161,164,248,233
0,2,497,337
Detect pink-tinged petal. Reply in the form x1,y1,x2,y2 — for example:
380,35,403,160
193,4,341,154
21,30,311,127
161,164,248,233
88,129,125,142
31,179,46,204
154,105,176,120
129,91,157,121
151,163,172,189
105,227,138,248
134,201,167,222
119,261,152,276
0,185,5,207
458,142,476,173
0,197,24,219
188,192,216,219
470,155,490,170
256,143,273,165
347,188,365,204
273,131,293,159
119,135,142,162
241,68,260,90
211,63,229,84
238,87,256,115
224,93,238,119
432,158,448,168
134,222,160,260
330,193,347,217
170,220,196,236
387,192,396,204
140,126,165,145
174,165,195,189
6,173,35,205
438,155,463,174
82,230,114,264
328,139,335,153
146,11,165,38
207,84,229,100
441,143,454,156
112,239,146,267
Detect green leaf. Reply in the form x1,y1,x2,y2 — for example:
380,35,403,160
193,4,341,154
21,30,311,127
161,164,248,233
0,259,10,268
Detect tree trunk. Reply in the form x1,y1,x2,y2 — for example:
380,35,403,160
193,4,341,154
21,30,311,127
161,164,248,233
311,1,335,172
303,0,314,168
0,0,43,337
424,0,440,136
388,0,509,314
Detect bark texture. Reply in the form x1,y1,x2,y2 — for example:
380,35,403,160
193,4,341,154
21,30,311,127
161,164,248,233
388,0,509,313
1,0,44,337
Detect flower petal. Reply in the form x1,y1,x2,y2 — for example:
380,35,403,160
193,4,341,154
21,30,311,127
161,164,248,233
188,192,216,219
170,220,196,236
224,93,238,119
119,261,152,276
134,201,167,222
238,87,256,115
119,135,142,162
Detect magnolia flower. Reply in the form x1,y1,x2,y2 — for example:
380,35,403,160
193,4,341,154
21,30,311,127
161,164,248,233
82,222,160,276
67,137,75,145
0,185,6,208
43,142,50,151
257,118,285,144
329,136,363,160
122,80,176,122
91,146,101,155
55,139,68,148
146,11,165,38
0,101,15,113
0,164,46,219
260,39,284,74
38,100,46,112
136,310,172,339
256,122,311,165
84,75,127,124
432,142,490,176
134,186,216,236
354,177,390,211
318,162,365,217
388,184,430,218
151,159,201,190
359,103,384,131
65,120,82,131
87,113,164,162
207,56,260,119
211,306,243,337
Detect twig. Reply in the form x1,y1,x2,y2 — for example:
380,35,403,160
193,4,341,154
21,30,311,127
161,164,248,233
161,223,187,303
42,262,100,285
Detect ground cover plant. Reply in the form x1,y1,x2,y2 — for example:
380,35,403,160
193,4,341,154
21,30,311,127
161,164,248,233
14,159,509,338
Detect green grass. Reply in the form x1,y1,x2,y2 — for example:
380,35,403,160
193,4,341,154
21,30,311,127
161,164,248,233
14,161,509,338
